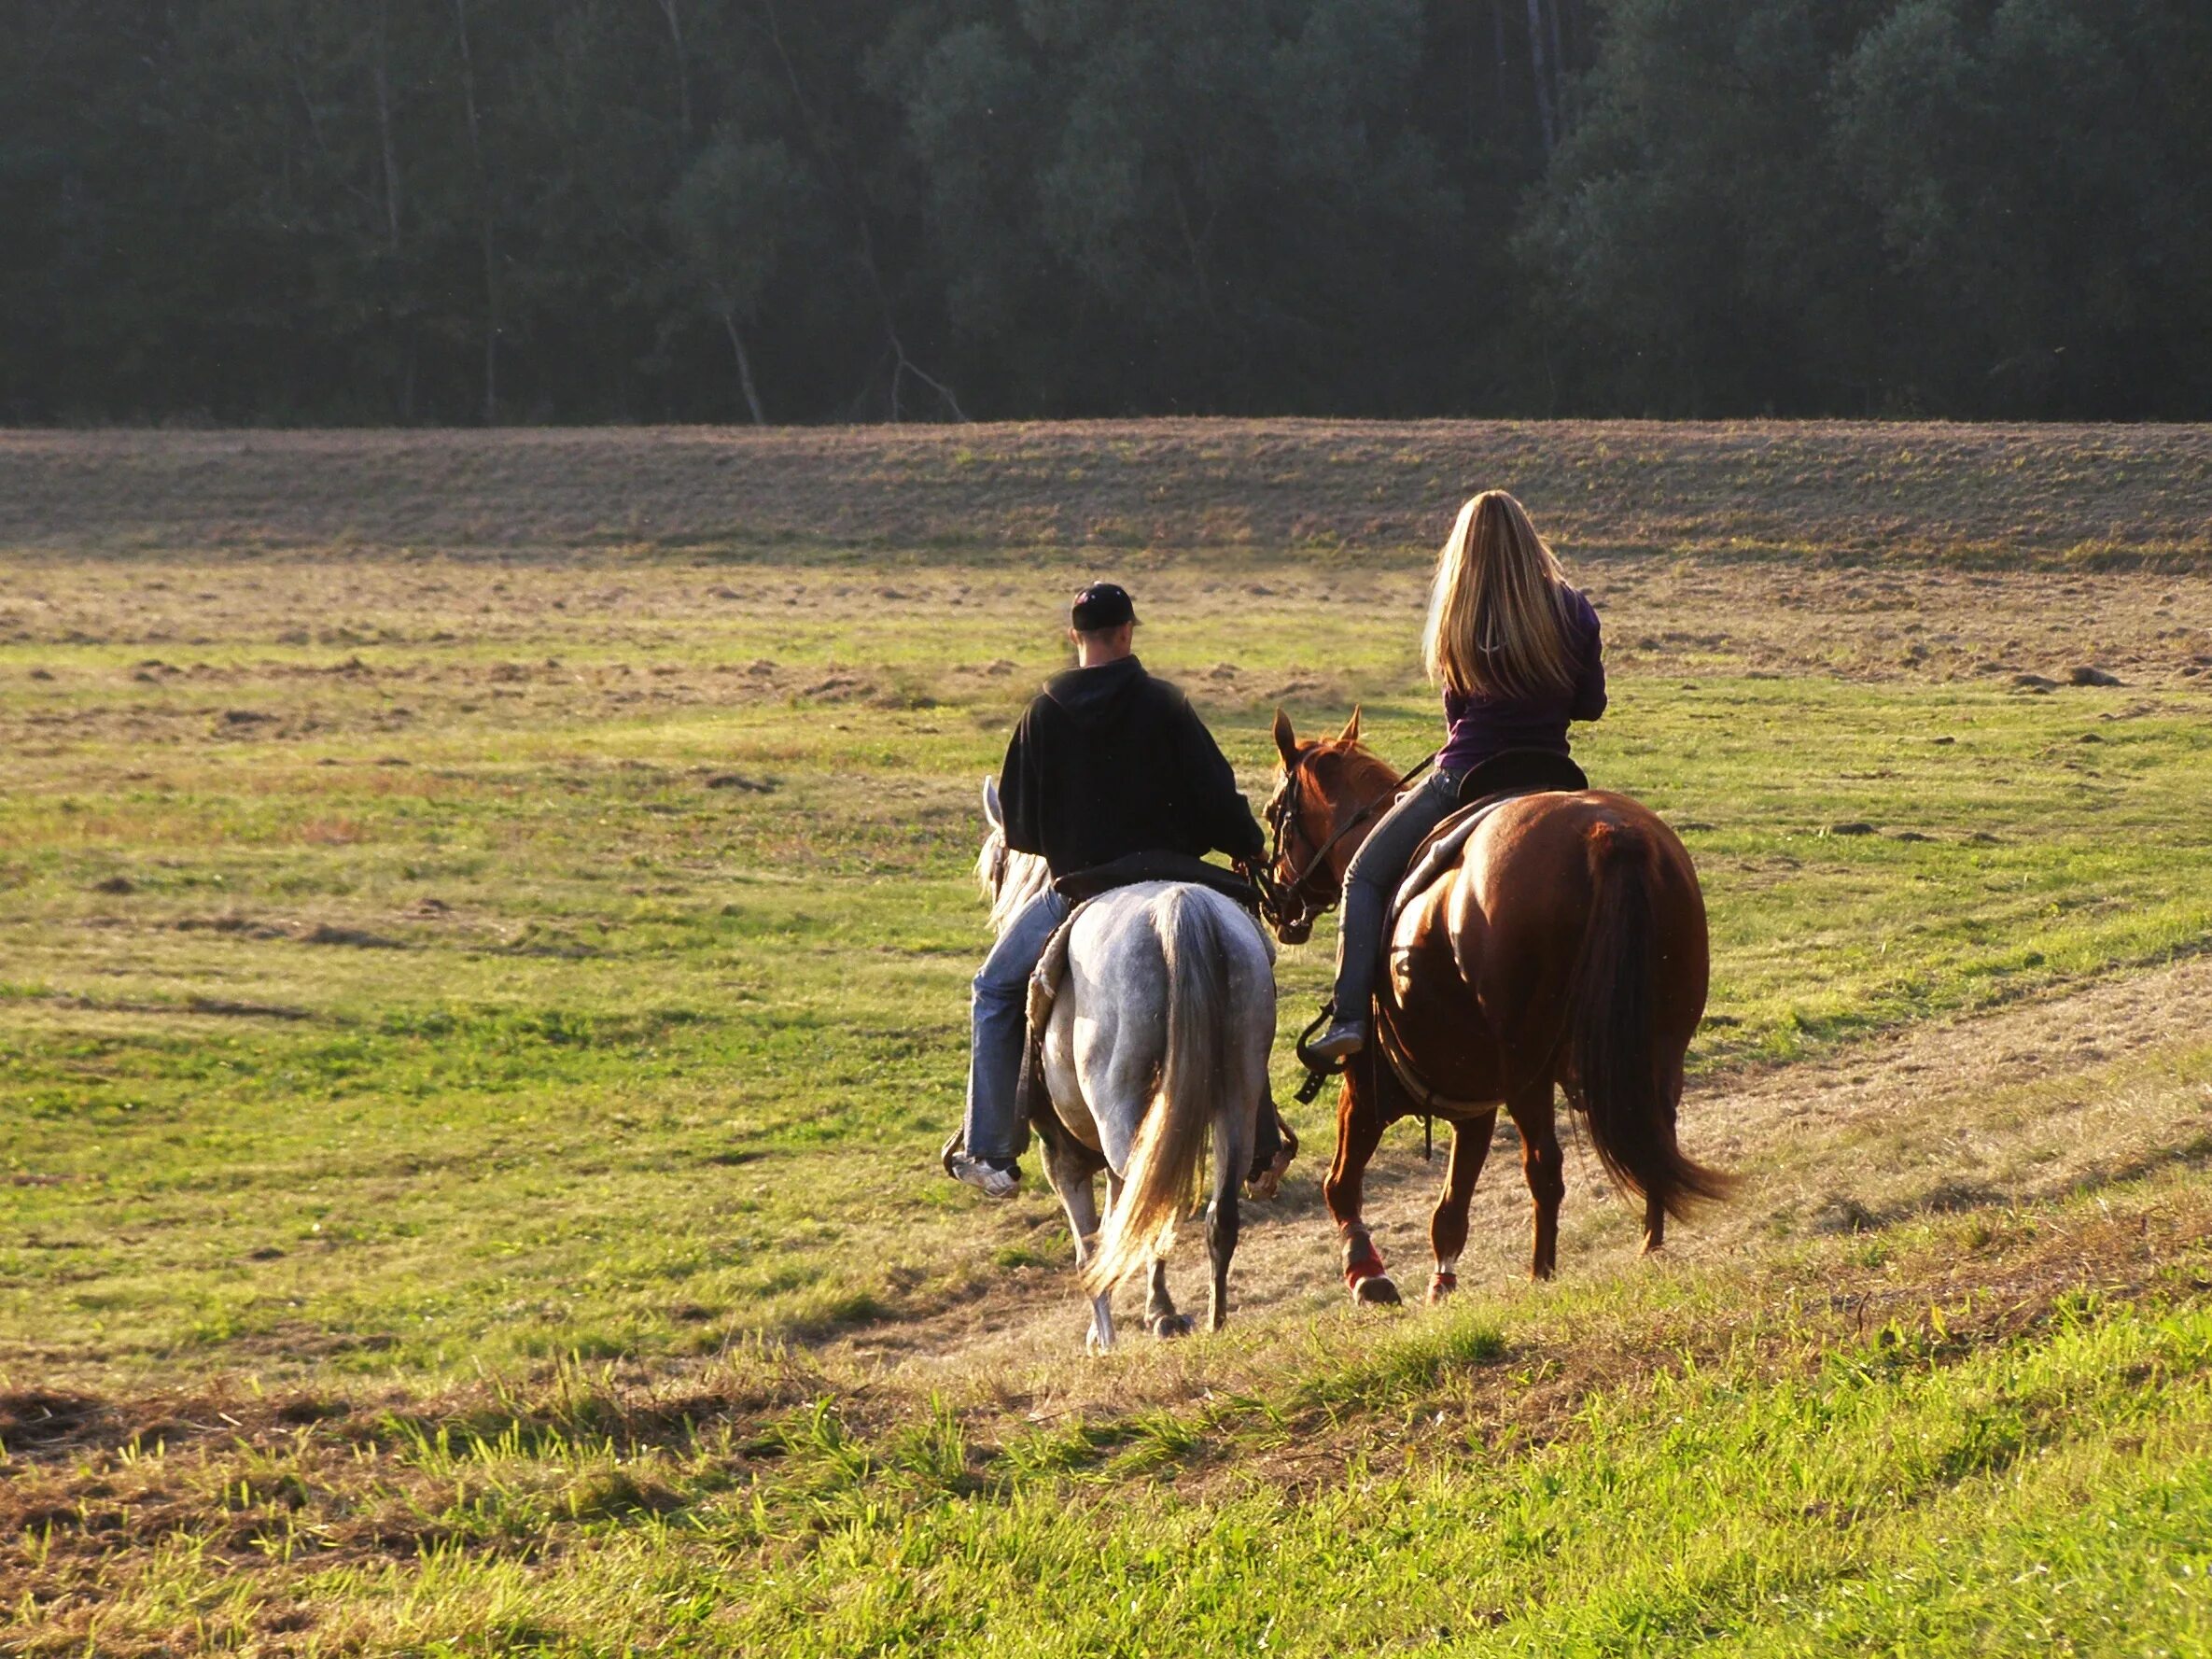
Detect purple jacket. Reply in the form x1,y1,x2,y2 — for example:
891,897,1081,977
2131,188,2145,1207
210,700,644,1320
1436,585,1606,775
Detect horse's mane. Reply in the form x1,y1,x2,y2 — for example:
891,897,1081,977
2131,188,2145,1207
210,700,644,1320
1328,740,1403,798
977,822,1054,937
1292,738,1403,816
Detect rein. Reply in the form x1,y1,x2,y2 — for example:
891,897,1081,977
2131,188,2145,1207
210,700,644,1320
1253,747,1439,938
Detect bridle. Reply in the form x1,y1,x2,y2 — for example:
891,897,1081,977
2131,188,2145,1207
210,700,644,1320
1251,746,1437,943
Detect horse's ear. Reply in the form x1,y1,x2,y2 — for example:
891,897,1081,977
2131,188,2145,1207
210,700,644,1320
982,776,1003,831
1338,705,1362,745
1271,707,1298,767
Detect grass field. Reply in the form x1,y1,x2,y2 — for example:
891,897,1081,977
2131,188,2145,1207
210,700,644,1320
5,420,2212,1654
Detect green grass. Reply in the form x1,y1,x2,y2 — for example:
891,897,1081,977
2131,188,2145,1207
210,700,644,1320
4,465,2211,1653
22,1174,2212,1654
8,668,2203,1380
715,1293,2212,1656
6,640,2207,1380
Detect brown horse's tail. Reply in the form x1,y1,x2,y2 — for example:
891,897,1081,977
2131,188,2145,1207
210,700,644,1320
1562,818,1730,1220
1082,888,1228,1296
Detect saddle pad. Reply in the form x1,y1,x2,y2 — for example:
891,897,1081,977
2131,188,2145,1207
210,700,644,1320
1015,904,1086,1132
1382,795,1517,942
1026,904,1084,1033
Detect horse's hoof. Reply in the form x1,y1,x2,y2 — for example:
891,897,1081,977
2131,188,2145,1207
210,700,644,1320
1247,1146,1295,1201
1085,1327,1115,1357
1426,1272,1457,1305
1150,1313,1196,1340
1351,1274,1402,1307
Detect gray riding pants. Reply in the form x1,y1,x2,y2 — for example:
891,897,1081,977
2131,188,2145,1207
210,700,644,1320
1329,767,1463,1019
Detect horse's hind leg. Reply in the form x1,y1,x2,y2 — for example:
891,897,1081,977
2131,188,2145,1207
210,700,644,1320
1146,1108,1249,1336
1204,1047,1258,1332
1145,1259,1194,1340
1206,1184,1239,1332
1428,1110,1497,1303
1043,1134,1115,1355
1507,1086,1565,1281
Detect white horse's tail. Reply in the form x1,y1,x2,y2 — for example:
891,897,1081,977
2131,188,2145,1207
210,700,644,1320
1082,888,1231,1296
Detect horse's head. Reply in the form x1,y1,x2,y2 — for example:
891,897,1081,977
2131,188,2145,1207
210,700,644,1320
976,777,1053,937
1260,706,1403,945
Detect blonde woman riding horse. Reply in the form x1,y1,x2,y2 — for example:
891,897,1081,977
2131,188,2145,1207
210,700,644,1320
1265,492,1729,1301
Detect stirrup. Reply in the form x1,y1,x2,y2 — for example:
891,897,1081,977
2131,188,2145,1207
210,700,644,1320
1307,1017,1367,1062
1295,1001,1358,1103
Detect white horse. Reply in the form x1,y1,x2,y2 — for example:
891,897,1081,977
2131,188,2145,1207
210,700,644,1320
979,780,1278,1354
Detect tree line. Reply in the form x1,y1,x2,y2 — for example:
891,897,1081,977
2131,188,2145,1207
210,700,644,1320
5,0,2207,426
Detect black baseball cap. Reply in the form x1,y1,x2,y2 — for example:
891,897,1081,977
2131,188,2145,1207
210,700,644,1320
1071,581,1138,631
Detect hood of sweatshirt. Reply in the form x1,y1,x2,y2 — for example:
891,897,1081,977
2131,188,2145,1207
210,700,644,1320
1042,654,1149,729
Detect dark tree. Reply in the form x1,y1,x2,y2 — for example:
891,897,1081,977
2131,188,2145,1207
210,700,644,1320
1,0,2206,423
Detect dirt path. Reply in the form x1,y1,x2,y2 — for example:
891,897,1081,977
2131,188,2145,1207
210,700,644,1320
826,956,2212,1380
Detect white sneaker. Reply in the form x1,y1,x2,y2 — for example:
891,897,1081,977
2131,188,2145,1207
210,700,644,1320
948,1151,1019,1200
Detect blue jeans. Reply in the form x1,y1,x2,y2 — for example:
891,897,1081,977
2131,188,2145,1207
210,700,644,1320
964,887,1071,1161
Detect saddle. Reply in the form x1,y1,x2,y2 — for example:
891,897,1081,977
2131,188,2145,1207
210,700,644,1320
1384,750,1589,934
1052,851,1261,911
1369,749,1589,1116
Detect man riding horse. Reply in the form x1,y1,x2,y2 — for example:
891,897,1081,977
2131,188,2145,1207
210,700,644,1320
945,580,1282,1199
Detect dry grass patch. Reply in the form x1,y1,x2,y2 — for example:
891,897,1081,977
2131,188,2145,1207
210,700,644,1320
5,554,2210,724
5,421,2212,565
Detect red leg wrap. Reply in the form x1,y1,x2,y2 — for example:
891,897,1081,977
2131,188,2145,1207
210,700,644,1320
1342,1234,1387,1289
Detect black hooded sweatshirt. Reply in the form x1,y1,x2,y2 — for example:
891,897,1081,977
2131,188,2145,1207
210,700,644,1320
999,655,1265,879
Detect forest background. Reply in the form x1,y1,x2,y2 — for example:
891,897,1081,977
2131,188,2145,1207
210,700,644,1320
7,0,2209,428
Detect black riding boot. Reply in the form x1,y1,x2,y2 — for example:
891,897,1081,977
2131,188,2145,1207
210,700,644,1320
1309,877,1388,1060
1309,768,1463,1061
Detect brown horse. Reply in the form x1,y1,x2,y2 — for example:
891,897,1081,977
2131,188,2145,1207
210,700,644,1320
1263,710,1729,1304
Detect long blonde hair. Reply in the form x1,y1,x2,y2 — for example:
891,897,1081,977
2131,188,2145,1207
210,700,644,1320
1421,490,1575,700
